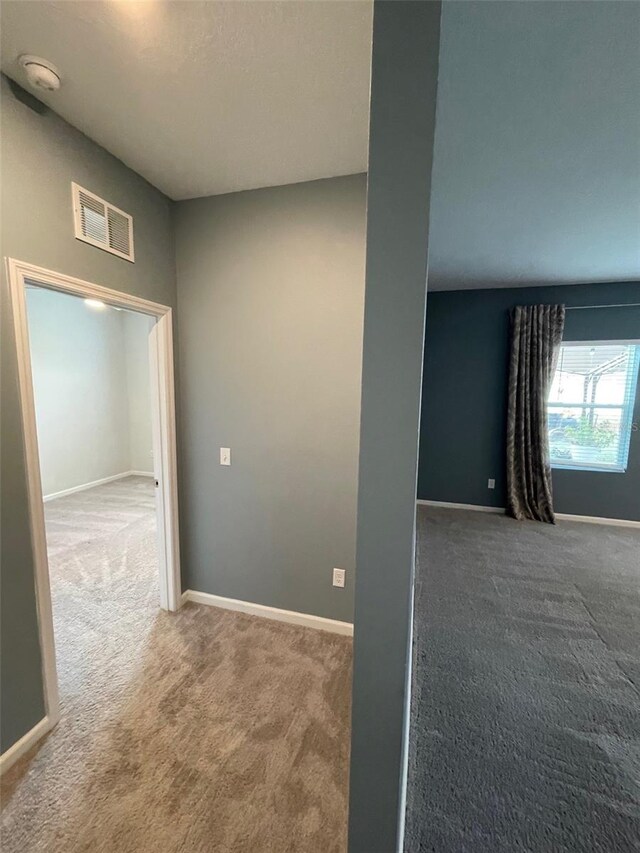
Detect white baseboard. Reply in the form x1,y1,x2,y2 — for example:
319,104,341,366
0,715,54,775
554,512,640,529
417,499,640,528
417,499,504,513
182,589,354,637
43,470,154,502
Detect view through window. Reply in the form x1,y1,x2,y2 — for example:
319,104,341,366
548,341,640,472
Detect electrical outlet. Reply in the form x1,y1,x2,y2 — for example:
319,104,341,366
487,478,495,489
332,568,346,588
220,447,231,466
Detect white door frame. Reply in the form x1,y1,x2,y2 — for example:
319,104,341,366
6,257,182,734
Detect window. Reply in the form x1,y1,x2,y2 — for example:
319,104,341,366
547,341,640,472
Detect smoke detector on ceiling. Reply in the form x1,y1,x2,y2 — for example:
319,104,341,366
18,55,61,92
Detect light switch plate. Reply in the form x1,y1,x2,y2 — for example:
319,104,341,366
488,478,495,489
220,447,231,466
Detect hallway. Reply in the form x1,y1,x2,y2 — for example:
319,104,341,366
1,478,352,853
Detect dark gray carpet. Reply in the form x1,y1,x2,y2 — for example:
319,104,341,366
406,507,640,853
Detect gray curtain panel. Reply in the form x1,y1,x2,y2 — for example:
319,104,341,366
506,304,565,523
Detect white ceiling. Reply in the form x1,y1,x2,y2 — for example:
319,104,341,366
428,1,640,290
3,2,638,292
0,1,373,200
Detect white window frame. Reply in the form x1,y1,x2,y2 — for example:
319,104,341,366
548,339,640,474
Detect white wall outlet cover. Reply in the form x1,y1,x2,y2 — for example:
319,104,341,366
220,447,231,466
332,568,346,588
487,478,495,489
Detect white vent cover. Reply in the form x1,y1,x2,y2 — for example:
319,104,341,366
72,183,134,262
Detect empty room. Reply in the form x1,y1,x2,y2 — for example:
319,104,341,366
24,281,167,749
406,3,640,852
1,2,639,853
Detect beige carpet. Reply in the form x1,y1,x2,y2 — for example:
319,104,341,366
1,477,352,853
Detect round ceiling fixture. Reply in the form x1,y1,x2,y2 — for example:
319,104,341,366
18,55,61,92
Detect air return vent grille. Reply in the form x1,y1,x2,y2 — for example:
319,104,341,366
72,183,134,262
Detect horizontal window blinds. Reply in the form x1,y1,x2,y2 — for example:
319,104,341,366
547,342,640,472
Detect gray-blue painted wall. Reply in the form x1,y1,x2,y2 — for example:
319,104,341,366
348,3,441,851
174,175,366,625
418,283,640,521
0,76,176,753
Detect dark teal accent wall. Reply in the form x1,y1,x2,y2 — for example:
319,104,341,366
418,283,640,521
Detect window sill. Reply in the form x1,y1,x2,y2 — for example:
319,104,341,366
551,464,626,474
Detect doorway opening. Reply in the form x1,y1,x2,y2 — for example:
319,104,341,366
7,258,181,736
